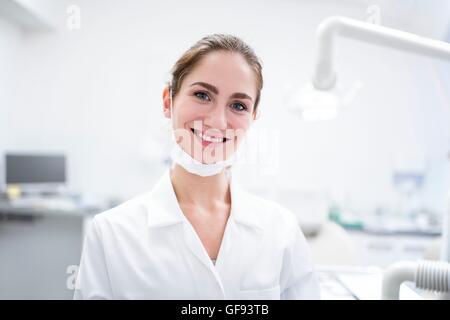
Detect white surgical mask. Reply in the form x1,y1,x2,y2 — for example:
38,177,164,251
168,84,236,177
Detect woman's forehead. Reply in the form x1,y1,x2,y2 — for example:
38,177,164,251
182,51,257,98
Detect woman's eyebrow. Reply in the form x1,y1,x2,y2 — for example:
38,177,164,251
230,92,253,101
190,82,218,94
190,81,253,101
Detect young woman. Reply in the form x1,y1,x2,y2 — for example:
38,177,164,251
74,34,320,299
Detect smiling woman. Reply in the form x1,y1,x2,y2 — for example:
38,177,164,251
164,36,263,168
169,34,263,112
74,34,321,300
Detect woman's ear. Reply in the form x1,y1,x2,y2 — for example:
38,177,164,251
253,108,260,120
162,86,171,119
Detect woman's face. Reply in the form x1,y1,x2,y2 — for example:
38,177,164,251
163,51,258,164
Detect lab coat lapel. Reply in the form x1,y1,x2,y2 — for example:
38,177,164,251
146,170,226,297
151,170,226,291
215,173,265,289
181,204,228,297
182,220,215,271
147,169,266,297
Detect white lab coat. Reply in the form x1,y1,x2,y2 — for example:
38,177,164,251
73,170,320,299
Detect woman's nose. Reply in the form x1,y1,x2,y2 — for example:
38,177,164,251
204,105,228,130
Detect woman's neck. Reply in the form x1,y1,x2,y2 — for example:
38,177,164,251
169,164,231,209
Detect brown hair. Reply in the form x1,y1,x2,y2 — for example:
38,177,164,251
169,34,263,113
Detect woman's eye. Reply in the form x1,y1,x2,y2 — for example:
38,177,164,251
231,102,247,112
194,91,210,101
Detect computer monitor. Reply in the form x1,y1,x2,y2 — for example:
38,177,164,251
5,153,67,193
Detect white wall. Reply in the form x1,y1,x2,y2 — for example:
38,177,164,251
0,17,23,185
2,0,450,214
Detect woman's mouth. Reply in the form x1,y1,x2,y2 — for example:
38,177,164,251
191,128,229,147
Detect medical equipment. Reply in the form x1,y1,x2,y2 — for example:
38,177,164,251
294,16,450,299
382,260,450,299
442,191,450,261
318,265,423,300
288,16,450,120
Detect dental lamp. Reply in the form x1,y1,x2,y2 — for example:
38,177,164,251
289,16,450,121
296,16,450,299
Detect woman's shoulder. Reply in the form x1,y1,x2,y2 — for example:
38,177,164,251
91,191,153,230
92,171,173,228
238,187,300,233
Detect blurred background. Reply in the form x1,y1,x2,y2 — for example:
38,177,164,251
0,0,449,299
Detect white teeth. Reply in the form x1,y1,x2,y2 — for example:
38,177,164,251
193,129,224,143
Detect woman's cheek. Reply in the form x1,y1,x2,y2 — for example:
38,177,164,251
233,116,252,131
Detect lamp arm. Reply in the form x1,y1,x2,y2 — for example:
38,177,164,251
313,16,450,90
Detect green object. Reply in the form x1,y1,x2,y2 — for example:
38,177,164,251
328,205,364,230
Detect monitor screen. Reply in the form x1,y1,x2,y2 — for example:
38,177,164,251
5,154,66,185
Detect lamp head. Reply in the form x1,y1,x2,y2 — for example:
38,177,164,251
286,81,363,121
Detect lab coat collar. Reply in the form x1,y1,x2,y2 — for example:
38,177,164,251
145,169,264,231
145,170,185,228
228,172,264,231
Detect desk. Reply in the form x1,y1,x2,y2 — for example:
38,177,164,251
317,265,424,300
0,201,104,299
347,229,441,267
0,201,99,218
